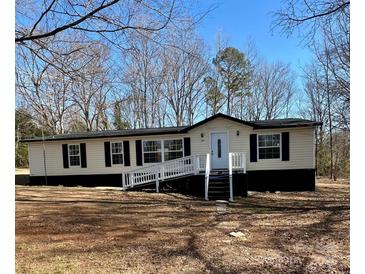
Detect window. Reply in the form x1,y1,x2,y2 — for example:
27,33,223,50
111,142,123,165
142,139,184,163
217,139,222,158
258,134,280,159
68,144,80,166
143,141,162,163
164,139,183,161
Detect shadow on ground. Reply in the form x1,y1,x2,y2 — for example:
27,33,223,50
15,179,349,273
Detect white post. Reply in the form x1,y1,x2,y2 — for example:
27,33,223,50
131,173,134,188
229,153,233,202
161,165,165,181
156,170,159,193
122,173,126,190
243,152,247,174
194,155,199,175
205,153,210,201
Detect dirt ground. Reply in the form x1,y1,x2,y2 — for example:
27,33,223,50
15,178,349,273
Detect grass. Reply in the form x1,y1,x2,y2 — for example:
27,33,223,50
15,178,349,273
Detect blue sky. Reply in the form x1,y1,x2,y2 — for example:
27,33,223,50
195,0,313,78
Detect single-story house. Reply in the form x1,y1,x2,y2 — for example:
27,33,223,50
21,113,321,200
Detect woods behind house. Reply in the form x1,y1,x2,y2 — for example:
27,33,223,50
15,0,350,178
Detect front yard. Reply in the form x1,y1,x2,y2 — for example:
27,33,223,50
16,178,349,273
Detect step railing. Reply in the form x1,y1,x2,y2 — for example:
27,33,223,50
122,152,246,198
122,154,207,190
230,152,246,172
228,152,247,202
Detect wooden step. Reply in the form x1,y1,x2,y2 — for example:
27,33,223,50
210,170,229,176
208,171,230,201
209,190,230,195
209,184,229,189
209,187,229,191
209,176,229,182
209,180,229,185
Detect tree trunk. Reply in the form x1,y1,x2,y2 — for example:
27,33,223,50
325,51,334,180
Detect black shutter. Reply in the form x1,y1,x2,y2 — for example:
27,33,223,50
123,141,130,166
80,143,87,168
136,140,143,166
282,132,290,161
250,134,257,162
104,142,111,167
183,137,191,156
62,144,69,168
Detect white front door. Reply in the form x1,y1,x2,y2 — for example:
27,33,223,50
211,132,229,169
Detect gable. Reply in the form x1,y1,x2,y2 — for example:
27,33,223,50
184,113,254,132
186,116,253,134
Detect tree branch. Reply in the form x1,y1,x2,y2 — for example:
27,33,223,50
16,0,120,43
285,1,349,23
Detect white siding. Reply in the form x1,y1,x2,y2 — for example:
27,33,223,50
189,117,251,156
28,117,315,176
189,117,315,170
246,127,315,170
28,134,188,176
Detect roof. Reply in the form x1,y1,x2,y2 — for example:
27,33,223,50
184,113,256,131
21,126,187,142
21,113,321,143
251,118,322,129
184,113,321,130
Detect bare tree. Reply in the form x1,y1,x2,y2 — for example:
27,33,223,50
16,46,74,134
301,60,328,174
70,43,112,131
260,61,294,119
242,60,294,121
273,0,349,127
321,17,350,130
272,0,350,44
121,29,164,128
15,0,214,81
273,0,350,178
159,29,209,126
301,55,349,178
323,46,334,179
15,0,178,43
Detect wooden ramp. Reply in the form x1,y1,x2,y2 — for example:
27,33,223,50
122,153,246,201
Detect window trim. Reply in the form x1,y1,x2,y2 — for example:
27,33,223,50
110,141,124,166
257,133,281,160
142,138,185,165
68,144,81,167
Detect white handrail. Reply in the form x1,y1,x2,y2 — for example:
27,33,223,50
228,152,247,201
230,152,246,172
123,154,206,189
122,152,246,197
196,154,207,172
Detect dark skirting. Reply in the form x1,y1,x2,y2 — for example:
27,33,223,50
247,169,315,191
28,168,315,195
